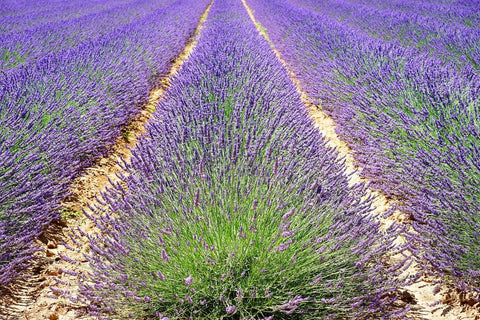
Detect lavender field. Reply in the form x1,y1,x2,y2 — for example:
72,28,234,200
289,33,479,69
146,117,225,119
0,0,479,319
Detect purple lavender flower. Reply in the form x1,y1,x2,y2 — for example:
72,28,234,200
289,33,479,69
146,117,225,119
161,249,170,262
226,305,236,314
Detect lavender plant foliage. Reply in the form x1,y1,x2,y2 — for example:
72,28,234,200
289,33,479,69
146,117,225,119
247,0,480,297
0,0,176,71
295,0,480,71
0,0,135,35
326,0,480,25
0,0,210,286
78,0,407,319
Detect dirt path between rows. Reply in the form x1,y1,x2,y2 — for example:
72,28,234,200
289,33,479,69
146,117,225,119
241,0,478,319
0,3,213,320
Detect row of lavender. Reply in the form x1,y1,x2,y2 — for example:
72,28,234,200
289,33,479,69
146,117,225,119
246,0,480,298
0,0,177,71
346,0,480,25
295,0,480,70
0,0,210,286
0,0,134,34
74,0,408,318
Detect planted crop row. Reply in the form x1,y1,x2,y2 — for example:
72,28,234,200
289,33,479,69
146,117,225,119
74,0,407,319
0,0,177,71
247,0,480,298
295,0,480,70
327,0,480,25
0,0,210,286
0,0,134,35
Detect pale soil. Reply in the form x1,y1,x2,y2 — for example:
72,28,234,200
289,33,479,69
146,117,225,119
0,3,212,320
241,0,479,319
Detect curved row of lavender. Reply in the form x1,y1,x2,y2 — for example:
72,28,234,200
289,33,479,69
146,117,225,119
295,0,480,71
247,0,480,299
0,0,210,286
0,0,177,71
338,0,480,23
0,0,134,35
75,0,408,319
345,0,480,24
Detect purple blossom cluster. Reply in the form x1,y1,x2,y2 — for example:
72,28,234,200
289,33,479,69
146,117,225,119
77,0,407,319
0,0,176,71
0,0,131,34
295,0,480,70
0,0,210,286
246,0,480,297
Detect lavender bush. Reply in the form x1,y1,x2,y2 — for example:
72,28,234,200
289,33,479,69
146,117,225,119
246,0,480,298
77,0,407,318
0,0,210,286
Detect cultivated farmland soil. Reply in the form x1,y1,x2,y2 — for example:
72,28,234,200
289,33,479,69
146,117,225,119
0,2,212,319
